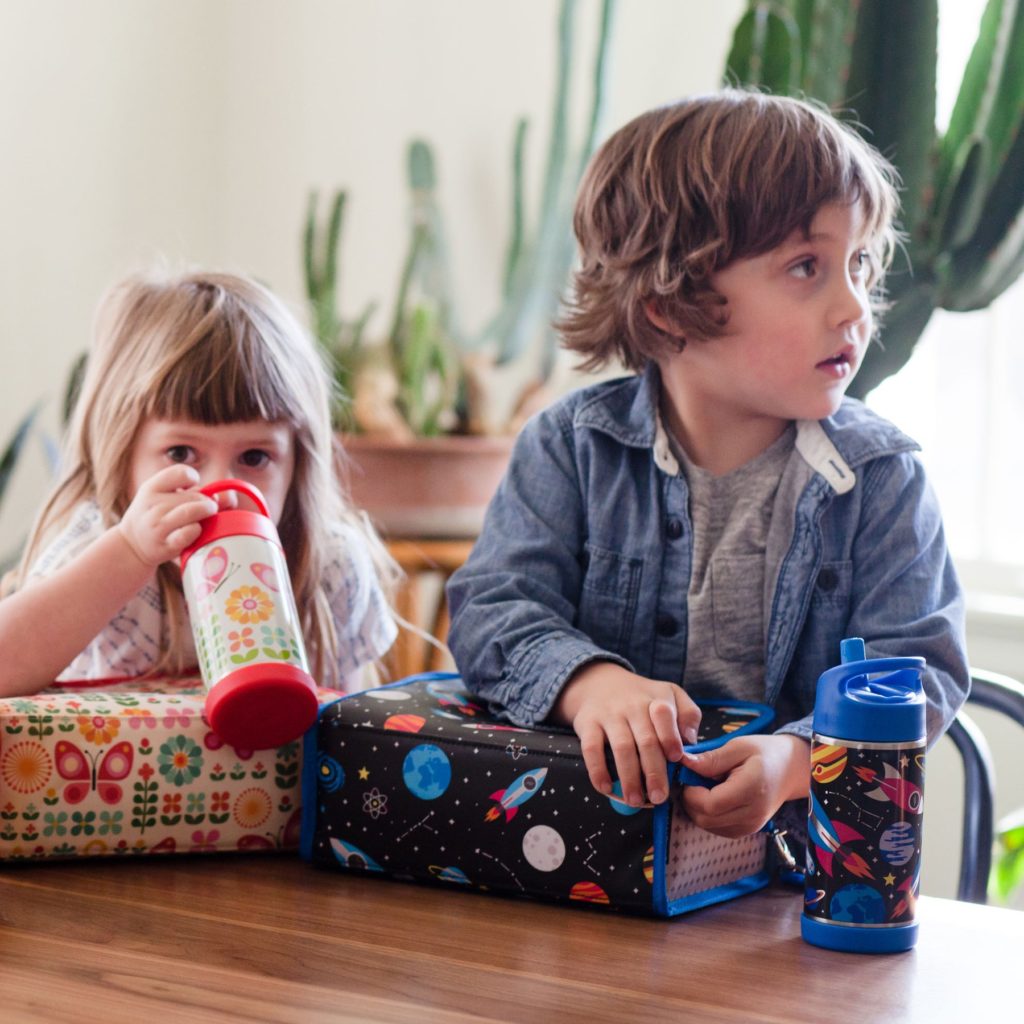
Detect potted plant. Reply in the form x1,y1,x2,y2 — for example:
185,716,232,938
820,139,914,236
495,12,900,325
723,0,1024,398
303,0,616,537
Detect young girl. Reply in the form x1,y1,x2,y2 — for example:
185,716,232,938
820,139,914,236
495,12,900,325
0,269,398,695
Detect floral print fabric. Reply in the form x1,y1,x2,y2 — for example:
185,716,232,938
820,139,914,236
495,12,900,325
0,677,336,860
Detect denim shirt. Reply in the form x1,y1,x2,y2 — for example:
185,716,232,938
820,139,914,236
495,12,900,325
447,364,969,747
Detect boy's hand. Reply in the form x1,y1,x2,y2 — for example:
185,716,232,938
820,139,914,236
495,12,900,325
116,465,218,568
679,734,810,837
553,662,701,808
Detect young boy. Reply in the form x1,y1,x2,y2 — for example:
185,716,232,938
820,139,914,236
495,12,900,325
446,91,968,841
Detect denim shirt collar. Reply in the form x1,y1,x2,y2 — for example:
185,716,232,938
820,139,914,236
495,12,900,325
573,361,920,494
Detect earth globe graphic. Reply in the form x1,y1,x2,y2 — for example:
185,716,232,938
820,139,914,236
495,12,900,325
402,744,452,800
829,883,886,924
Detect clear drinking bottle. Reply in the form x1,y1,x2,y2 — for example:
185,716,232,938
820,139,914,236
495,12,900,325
180,479,318,750
802,637,926,953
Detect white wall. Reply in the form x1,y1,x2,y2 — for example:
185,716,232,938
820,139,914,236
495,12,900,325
0,0,744,543
1,0,1020,904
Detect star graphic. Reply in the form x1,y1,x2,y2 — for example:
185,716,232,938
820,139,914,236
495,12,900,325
899,755,910,769
884,873,896,886
358,767,370,780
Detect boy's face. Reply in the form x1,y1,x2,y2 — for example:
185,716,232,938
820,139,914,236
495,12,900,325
662,201,874,430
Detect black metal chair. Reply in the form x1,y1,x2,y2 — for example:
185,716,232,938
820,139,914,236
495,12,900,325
946,668,1024,903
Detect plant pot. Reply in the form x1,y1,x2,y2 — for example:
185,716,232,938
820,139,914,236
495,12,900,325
339,435,515,539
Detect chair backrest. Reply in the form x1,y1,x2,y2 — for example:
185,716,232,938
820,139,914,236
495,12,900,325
948,669,1024,903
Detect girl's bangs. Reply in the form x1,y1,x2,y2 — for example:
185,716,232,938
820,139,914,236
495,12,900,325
150,319,299,427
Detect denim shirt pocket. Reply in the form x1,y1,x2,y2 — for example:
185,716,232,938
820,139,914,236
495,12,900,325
710,553,765,665
578,543,643,654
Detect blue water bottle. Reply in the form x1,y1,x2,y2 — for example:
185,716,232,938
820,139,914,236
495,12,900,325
801,638,926,953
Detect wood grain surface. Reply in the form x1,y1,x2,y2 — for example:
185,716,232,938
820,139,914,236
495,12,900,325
0,855,1019,1023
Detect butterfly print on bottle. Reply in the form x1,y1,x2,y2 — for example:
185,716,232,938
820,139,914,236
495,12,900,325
249,562,280,592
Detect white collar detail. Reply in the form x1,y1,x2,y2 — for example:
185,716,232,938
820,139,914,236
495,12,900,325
795,420,856,494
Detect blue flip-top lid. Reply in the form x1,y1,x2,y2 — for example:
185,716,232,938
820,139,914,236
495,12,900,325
813,637,926,743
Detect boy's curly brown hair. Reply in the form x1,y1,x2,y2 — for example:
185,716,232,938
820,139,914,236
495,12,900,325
560,90,901,372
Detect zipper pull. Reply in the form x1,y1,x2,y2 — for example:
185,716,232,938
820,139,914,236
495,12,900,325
770,825,798,872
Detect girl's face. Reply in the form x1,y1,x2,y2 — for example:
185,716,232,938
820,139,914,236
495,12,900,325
129,417,296,524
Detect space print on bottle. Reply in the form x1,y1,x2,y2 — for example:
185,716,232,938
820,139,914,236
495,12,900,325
805,738,925,928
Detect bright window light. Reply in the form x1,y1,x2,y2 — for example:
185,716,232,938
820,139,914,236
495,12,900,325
867,0,1024,595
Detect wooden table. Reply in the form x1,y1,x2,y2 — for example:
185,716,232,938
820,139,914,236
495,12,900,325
0,855,1018,1022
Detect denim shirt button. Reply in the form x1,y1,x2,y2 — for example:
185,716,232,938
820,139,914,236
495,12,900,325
817,567,839,592
665,518,683,540
656,614,678,637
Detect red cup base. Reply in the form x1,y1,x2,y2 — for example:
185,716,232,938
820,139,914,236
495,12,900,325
205,663,319,750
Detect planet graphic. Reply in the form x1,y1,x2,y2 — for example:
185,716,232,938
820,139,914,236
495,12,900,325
607,780,643,816
366,689,412,702
522,825,566,872
829,883,886,924
879,821,917,866
569,881,610,904
643,845,655,884
811,743,848,784
384,714,427,733
402,743,452,800
318,754,345,793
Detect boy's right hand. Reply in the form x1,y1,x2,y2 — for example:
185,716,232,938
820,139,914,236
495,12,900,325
552,662,701,808
116,465,219,568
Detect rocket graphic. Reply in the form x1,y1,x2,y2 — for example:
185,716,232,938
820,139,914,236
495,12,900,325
808,792,875,880
853,762,923,814
426,681,482,716
891,866,921,920
330,837,384,872
484,767,548,822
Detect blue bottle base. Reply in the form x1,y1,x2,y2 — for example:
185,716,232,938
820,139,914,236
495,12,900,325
801,914,917,953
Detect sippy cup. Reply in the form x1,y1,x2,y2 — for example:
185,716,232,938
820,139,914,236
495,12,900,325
180,479,318,750
802,637,926,954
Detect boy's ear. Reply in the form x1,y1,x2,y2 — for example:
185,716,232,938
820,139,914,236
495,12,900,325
644,299,685,339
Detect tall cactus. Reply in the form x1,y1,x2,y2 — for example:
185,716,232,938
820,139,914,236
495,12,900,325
473,0,616,378
724,0,1024,398
301,0,617,436
386,140,460,436
303,189,376,409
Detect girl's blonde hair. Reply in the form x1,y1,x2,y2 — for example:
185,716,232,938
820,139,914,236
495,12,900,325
15,269,399,687
560,89,901,371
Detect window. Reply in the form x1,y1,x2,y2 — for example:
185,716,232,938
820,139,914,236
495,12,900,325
866,0,1024,609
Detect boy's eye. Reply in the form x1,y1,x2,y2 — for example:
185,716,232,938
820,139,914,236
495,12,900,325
851,250,872,276
790,258,817,279
166,445,195,464
239,449,271,469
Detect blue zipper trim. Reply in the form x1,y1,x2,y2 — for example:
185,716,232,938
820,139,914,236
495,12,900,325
664,869,773,916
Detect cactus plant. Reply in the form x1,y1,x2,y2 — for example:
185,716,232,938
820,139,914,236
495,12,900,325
303,189,376,418
384,140,461,437
724,0,1024,398
303,0,616,436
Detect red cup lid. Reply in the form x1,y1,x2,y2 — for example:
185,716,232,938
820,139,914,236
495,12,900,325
205,663,318,750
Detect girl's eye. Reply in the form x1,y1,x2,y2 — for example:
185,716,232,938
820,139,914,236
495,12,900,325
790,258,817,279
239,449,270,469
166,445,195,464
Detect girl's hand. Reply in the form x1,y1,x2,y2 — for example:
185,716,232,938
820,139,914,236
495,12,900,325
116,464,218,568
679,734,810,838
553,662,701,808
